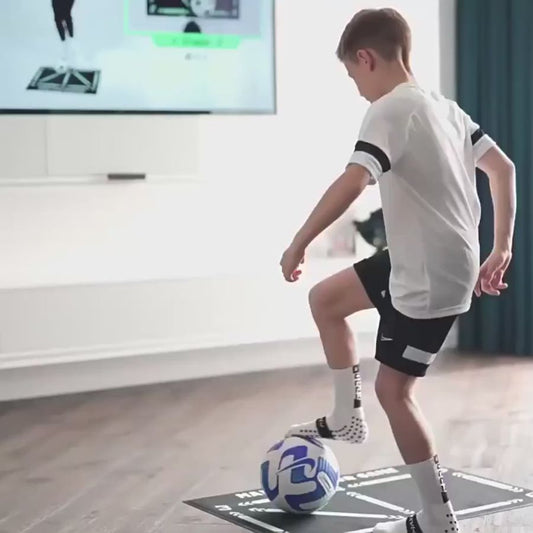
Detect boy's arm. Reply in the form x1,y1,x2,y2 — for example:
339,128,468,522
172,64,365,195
292,164,371,250
474,145,516,296
280,164,370,282
281,100,400,282
477,145,516,252
291,98,403,253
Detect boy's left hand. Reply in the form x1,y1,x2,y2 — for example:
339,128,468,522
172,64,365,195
474,248,512,297
280,244,305,282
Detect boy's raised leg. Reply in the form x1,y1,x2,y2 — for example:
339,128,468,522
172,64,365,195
286,267,373,444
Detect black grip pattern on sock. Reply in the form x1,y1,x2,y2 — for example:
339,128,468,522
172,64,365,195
406,514,424,533
315,417,334,439
433,455,450,503
353,364,362,409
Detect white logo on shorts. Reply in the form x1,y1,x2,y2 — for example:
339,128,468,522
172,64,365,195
380,334,394,342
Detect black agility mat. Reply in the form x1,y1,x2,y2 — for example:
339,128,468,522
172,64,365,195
185,465,533,533
27,67,100,94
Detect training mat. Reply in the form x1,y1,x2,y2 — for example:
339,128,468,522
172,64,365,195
184,465,533,533
27,68,101,94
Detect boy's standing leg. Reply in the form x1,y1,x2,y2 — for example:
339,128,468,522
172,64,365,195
373,366,459,533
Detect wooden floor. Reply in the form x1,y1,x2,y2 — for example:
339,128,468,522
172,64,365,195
1,350,533,532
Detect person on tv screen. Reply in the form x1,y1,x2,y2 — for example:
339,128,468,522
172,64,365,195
51,0,79,72
52,0,75,41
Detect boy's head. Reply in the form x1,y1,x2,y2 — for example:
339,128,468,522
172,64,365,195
336,8,412,102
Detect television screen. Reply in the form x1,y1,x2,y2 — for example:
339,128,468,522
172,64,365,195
0,0,276,114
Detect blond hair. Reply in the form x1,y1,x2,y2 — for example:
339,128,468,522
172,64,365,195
336,8,412,71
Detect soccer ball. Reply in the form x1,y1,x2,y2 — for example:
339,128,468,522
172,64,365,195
260,437,340,514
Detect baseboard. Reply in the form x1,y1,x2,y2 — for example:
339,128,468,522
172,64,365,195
0,333,376,402
0,331,326,370
0,322,457,402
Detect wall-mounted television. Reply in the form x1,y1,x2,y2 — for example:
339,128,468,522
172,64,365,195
0,0,276,114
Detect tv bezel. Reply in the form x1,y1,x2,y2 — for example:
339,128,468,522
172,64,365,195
1,0,277,116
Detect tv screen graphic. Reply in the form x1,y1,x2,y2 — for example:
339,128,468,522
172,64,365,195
147,0,239,18
0,0,276,114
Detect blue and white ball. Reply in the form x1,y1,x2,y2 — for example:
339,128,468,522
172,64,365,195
260,437,340,514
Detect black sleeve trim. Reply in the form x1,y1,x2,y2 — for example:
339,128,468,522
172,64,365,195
354,141,391,173
471,127,485,145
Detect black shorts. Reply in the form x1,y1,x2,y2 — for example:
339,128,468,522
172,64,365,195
353,250,458,377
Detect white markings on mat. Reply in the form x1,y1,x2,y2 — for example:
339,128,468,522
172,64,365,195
229,511,288,532
346,491,413,514
314,511,404,520
452,472,524,493
347,474,411,488
238,498,270,507
341,467,399,482
249,508,403,520
456,499,524,516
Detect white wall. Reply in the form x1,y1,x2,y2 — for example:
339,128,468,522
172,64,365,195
439,0,457,100
0,0,443,399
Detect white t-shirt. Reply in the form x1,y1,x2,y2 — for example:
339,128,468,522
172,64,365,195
348,82,496,319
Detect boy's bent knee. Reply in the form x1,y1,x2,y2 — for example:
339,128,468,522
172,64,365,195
308,268,373,321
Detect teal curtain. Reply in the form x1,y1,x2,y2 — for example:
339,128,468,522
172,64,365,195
457,0,533,354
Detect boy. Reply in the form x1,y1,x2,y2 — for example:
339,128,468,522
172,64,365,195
279,8,516,533
52,0,76,72
52,0,75,42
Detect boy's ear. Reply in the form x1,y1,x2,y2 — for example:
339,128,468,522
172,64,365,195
356,49,376,70
355,49,368,64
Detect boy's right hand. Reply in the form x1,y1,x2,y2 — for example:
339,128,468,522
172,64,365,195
474,248,512,297
280,244,305,283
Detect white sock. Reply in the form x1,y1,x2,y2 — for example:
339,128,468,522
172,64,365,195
65,38,72,68
285,365,368,444
68,39,85,69
55,42,68,72
373,456,460,532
